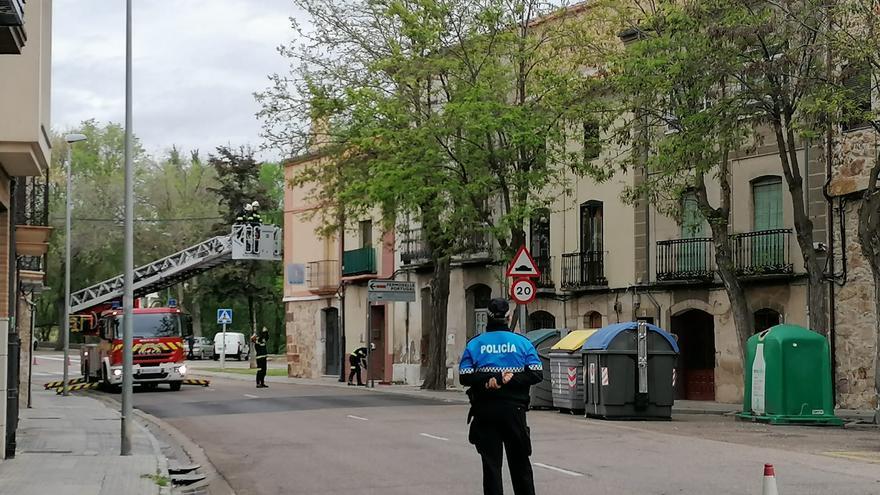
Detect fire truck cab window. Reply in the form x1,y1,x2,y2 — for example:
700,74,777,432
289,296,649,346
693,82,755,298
117,313,182,338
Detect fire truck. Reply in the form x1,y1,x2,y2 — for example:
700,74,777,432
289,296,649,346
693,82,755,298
80,303,192,391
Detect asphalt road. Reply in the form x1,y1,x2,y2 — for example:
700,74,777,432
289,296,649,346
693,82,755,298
29,354,880,495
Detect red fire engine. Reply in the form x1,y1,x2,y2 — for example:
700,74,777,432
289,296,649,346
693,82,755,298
80,304,192,391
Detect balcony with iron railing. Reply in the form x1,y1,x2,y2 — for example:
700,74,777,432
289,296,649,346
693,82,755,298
15,173,51,289
656,238,716,282
733,228,793,277
342,246,376,277
561,251,607,290
0,0,26,54
306,260,339,294
534,255,554,289
655,229,793,282
399,226,494,267
400,229,431,265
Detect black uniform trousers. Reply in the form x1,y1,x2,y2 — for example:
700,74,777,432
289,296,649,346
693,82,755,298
348,355,364,385
469,402,535,495
256,357,267,385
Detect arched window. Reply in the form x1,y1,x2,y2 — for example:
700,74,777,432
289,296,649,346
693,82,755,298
528,310,556,331
466,284,493,339
754,308,782,334
584,311,603,329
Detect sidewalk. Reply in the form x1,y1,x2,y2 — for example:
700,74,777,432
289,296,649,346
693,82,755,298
189,366,876,421
0,386,169,495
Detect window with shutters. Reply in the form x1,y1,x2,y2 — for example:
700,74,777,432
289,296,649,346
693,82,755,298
751,177,784,266
841,64,873,132
752,177,783,231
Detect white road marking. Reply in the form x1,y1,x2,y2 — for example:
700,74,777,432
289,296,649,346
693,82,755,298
244,394,259,399
533,462,584,477
419,433,449,442
32,372,59,376
346,415,369,421
37,356,80,363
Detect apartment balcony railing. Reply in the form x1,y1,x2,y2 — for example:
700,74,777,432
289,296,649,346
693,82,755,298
342,246,376,276
733,228,793,277
535,255,554,289
14,173,51,278
400,229,431,265
458,228,493,261
656,238,716,281
306,260,339,294
561,251,607,289
400,226,494,266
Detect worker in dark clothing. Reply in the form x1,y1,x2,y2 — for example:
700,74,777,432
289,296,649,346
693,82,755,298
252,330,269,388
459,298,542,495
348,346,368,386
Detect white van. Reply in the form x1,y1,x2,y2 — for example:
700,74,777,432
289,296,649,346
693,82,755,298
213,332,250,361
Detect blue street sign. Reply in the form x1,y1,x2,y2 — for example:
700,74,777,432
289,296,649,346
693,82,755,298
217,308,233,325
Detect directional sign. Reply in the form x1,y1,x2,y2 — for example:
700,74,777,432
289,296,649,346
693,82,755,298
510,277,537,304
217,308,233,325
506,245,541,278
368,279,416,302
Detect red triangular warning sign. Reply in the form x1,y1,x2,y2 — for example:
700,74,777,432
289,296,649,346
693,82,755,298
506,246,541,278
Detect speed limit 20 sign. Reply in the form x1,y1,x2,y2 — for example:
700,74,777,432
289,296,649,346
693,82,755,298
510,278,537,304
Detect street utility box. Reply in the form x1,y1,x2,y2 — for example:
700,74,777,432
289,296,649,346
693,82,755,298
549,329,598,412
525,328,562,409
583,321,679,420
738,324,842,425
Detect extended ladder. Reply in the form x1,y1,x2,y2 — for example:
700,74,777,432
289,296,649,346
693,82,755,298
70,224,281,313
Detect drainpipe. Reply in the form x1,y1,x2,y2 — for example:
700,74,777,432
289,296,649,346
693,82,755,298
337,212,347,382
6,178,18,459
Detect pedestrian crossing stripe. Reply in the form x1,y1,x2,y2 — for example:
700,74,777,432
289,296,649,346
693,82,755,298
182,379,210,387
54,382,100,394
43,377,87,389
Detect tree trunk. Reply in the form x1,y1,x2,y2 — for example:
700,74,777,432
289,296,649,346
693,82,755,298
857,169,879,423
713,231,755,356
772,122,828,334
192,298,203,338
422,256,451,390
695,161,754,358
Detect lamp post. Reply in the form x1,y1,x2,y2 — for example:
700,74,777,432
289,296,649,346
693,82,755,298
121,0,134,456
62,133,87,397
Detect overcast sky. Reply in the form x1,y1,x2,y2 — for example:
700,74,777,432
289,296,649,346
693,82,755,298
52,0,300,160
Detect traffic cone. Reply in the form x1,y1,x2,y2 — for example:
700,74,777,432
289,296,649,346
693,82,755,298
762,464,779,495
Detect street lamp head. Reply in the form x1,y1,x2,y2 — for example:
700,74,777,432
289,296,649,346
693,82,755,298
65,133,87,144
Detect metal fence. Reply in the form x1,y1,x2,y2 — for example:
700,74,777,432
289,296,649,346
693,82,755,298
656,237,715,281
561,251,606,289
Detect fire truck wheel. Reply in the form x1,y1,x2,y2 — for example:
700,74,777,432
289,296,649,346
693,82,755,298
169,382,182,391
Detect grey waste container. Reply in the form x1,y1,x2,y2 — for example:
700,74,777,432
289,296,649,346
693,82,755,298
583,321,679,419
549,329,597,412
525,329,562,409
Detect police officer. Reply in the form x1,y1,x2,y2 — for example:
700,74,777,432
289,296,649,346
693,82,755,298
252,330,270,388
459,298,542,495
348,346,368,386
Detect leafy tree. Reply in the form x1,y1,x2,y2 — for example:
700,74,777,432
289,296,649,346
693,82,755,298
258,0,605,389
599,1,758,352
201,146,281,362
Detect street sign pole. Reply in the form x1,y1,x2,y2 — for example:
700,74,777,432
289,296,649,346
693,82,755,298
506,247,540,334
366,303,372,388
220,322,227,371
217,309,232,371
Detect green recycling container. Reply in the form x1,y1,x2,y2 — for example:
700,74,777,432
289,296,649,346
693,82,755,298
738,324,842,425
